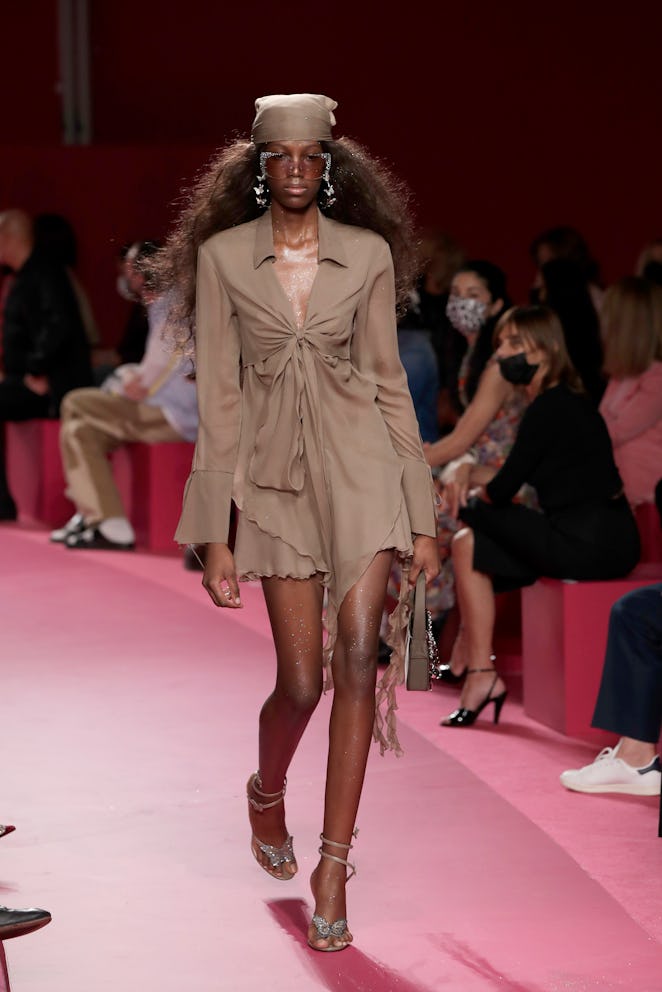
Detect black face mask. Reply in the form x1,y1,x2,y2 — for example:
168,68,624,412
498,352,540,386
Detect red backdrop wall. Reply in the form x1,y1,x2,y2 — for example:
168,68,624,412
3,1,661,345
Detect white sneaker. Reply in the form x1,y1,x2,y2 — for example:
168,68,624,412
50,513,86,543
560,747,661,796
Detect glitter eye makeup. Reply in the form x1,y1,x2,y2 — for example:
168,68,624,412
260,151,330,180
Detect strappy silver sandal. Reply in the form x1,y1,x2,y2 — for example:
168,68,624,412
308,831,357,952
247,772,296,880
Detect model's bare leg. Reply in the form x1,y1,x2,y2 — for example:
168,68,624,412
250,575,325,878
452,528,505,709
309,550,393,950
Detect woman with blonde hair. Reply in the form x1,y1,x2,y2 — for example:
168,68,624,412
599,276,662,506
439,305,640,728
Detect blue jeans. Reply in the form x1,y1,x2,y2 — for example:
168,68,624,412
397,330,440,444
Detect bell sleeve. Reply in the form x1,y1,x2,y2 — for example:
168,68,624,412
174,243,242,544
351,237,436,537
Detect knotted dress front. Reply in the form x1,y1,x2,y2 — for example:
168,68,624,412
175,208,437,753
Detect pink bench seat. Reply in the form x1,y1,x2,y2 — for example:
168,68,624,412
521,563,662,743
6,420,193,553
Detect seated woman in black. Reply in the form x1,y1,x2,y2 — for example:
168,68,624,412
441,304,641,728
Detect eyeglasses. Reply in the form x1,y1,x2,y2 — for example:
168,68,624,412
260,151,330,180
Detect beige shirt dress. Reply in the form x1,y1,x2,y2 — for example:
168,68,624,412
175,208,437,754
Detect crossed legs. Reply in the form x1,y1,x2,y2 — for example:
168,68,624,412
59,388,180,523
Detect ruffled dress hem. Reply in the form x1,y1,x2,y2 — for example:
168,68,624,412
235,500,413,756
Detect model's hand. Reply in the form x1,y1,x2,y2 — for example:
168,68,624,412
202,542,242,608
408,534,440,587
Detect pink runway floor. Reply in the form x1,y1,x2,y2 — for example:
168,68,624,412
0,525,660,991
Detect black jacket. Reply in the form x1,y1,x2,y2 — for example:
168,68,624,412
2,250,93,414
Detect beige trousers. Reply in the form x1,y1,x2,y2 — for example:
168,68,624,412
59,388,181,523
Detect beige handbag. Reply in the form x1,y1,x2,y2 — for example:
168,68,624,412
405,573,439,691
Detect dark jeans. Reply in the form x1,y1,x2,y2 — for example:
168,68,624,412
592,584,662,743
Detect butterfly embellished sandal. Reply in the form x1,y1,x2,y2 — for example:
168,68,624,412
247,772,296,880
308,832,357,952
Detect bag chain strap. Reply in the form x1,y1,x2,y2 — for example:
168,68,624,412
426,609,443,680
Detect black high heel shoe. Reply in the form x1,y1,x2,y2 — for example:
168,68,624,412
433,663,467,685
440,668,507,727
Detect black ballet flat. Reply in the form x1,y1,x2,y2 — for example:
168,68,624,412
441,668,507,727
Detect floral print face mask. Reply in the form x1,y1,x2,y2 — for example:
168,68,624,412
446,295,488,336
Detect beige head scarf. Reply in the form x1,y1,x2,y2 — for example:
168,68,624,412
251,93,338,144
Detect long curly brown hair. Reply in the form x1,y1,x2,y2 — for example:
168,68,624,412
154,137,418,349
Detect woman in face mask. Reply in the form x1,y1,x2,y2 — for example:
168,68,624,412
444,260,510,412
426,262,521,486
386,261,531,669
439,304,640,728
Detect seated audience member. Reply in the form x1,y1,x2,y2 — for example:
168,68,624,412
560,584,662,797
395,230,467,443
50,244,197,551
397,302,441,444
540,256,606,405
92,242,150,385
0,209,93,520
33,212,100,348
529,224,604,312
440,305,640,728
561,477,661,798
599,277,662,507
380,259,526,668
412,229,466,432
388,262,523,659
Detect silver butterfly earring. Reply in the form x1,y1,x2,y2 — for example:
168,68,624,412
254,163,269,208
321,159,336,208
